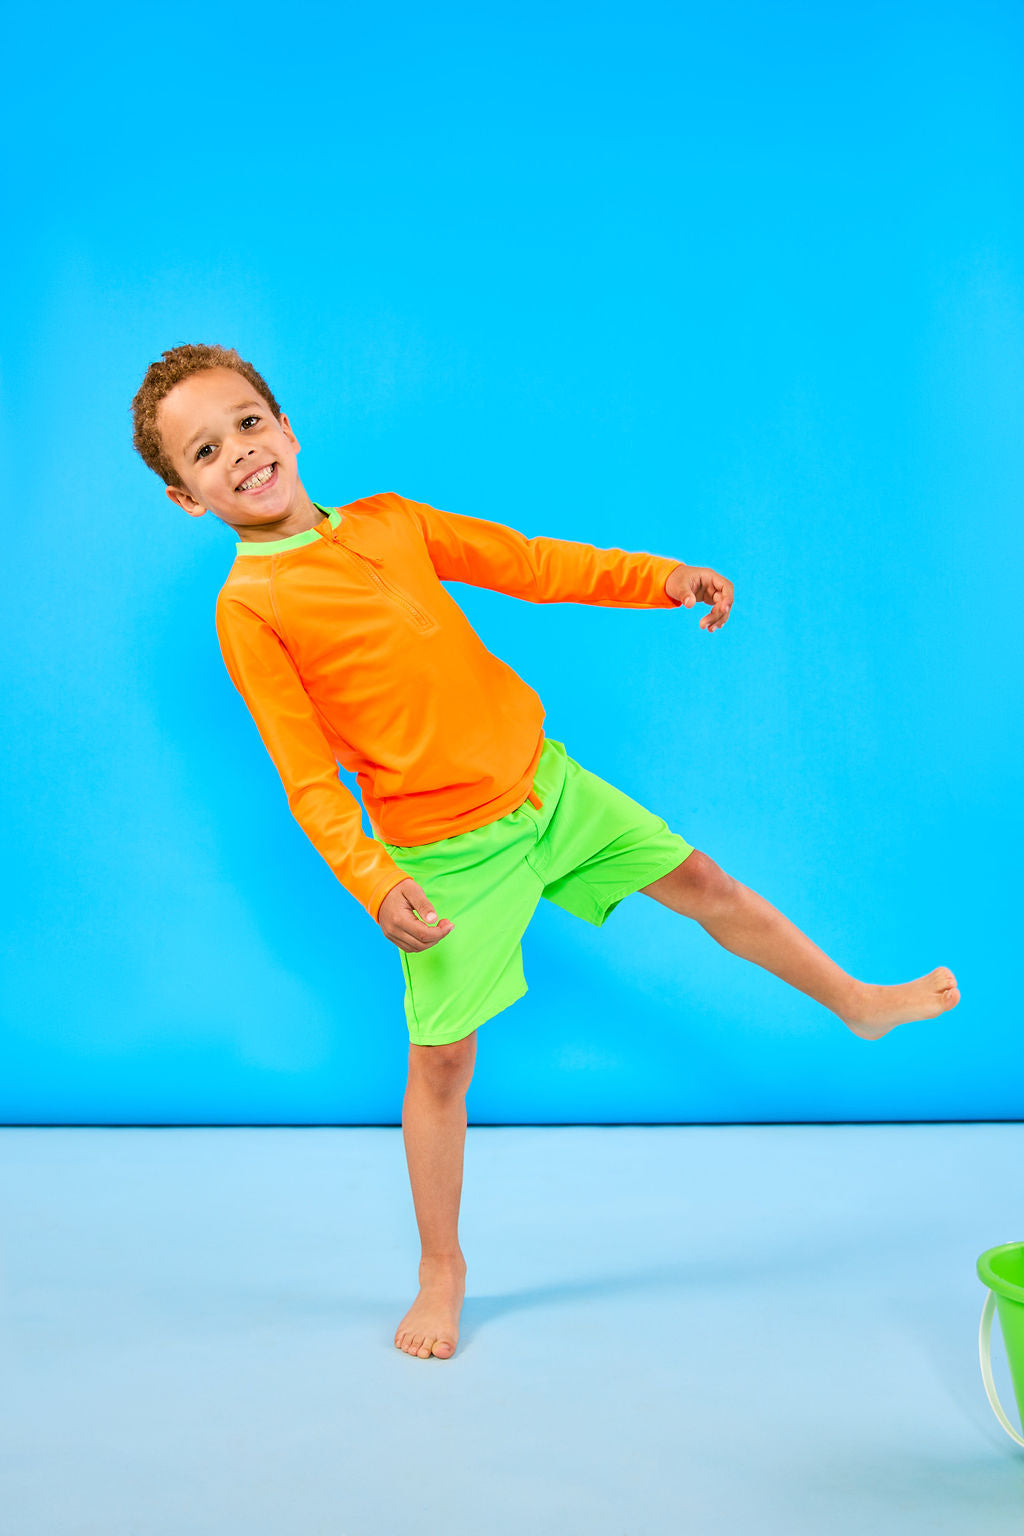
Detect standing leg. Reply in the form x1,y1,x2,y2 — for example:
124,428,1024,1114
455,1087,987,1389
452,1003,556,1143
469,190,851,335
394,1030,476,1359
641,851,960,1039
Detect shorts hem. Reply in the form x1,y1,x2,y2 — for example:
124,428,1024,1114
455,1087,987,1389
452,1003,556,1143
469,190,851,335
582,839,696,926
407,985,529,1047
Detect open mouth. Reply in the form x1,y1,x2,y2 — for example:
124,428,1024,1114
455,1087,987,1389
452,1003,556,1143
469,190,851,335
236,462,278,493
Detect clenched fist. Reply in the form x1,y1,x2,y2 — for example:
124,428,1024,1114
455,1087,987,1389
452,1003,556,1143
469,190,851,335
377,878,455,952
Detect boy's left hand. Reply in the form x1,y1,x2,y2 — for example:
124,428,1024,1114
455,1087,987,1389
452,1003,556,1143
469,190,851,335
665,563,734,632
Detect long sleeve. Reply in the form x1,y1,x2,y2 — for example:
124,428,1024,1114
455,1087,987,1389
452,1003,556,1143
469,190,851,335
400,494,683,609
215,597,410,923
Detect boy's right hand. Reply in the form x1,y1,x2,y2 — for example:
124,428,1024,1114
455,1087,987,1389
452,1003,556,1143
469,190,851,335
377,878,455,952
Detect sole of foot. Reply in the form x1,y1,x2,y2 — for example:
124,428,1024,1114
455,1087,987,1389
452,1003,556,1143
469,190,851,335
843,966,960,1040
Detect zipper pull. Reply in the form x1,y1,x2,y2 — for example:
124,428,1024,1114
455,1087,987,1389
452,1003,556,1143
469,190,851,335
314,511,340,545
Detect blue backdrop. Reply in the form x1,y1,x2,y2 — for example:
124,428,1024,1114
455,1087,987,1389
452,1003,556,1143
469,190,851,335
1,0,1020,1123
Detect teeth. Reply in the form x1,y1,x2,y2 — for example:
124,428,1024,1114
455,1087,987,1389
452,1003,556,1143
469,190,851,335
239,464,274,491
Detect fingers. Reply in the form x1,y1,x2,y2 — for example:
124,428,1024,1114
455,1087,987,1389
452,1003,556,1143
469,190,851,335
377,881,450,949
393,916,454,953
698,574,735,632
412,908,455,945
396,915,454,952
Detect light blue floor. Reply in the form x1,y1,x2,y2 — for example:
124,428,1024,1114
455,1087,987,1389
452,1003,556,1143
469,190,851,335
1,1123,1021,1534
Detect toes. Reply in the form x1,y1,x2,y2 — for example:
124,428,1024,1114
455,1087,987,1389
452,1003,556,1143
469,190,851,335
395,1328,457,1360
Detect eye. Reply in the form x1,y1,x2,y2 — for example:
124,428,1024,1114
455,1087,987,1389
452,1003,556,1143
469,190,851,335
194,416,261,462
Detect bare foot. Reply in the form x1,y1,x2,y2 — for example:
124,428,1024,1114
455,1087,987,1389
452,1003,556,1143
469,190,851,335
394,1256,467,1360
840,966,960,1040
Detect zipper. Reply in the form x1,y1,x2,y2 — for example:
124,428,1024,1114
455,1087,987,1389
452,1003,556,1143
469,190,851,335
358,556,437,633
319,517,436,633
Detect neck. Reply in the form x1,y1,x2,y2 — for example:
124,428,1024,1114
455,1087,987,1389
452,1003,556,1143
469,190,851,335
232,487,323,543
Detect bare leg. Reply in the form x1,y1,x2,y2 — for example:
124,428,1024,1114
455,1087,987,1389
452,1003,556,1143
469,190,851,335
641,851,960,1039
393,1032,476,1360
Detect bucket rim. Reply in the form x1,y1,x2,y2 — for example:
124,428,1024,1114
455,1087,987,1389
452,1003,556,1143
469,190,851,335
977,1241,1024,1303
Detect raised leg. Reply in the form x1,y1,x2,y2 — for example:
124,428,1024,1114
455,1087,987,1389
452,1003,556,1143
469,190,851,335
640,851,960,1039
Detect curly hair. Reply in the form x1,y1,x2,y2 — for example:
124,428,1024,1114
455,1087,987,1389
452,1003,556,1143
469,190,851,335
131,343,283,488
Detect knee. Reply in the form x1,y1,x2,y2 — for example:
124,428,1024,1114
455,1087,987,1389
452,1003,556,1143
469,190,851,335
680,849,735,899
641,849,735,916
408,1030,477,1091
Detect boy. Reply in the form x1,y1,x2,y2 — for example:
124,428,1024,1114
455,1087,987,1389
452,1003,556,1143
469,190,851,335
131,343,960,1363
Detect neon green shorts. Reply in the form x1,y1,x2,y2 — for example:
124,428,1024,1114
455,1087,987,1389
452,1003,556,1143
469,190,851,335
373,736,695,1046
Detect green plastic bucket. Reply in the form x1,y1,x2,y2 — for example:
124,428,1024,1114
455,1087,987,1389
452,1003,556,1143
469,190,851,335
977,1242,1024,1448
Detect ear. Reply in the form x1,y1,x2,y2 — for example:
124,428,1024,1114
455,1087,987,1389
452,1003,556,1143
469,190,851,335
279,412,301,454
165,483,206,519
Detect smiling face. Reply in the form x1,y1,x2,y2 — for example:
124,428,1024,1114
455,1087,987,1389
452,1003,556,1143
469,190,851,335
157,366,312,533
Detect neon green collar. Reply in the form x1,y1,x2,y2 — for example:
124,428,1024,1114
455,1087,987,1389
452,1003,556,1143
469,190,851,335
234,501,340,556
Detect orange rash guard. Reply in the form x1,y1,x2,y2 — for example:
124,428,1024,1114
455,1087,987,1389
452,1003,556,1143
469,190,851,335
214,492,683,923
